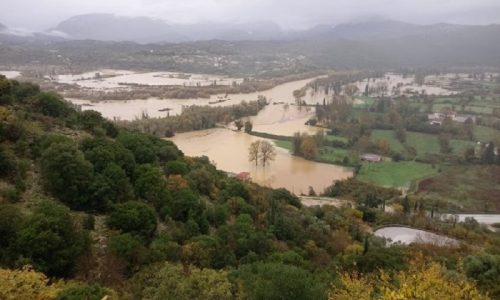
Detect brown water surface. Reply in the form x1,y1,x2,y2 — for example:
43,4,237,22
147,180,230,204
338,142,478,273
170,128,352,194
68,77,319,120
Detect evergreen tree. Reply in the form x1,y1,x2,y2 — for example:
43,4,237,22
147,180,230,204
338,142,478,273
482,142,496,164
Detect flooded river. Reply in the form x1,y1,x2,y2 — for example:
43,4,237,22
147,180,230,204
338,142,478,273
0,71,21,79
250,104,322,136
67,75,349,193
69,77,319,120
53,69,242,89
63,72,465,193
170,128,352,194
67,72,458,121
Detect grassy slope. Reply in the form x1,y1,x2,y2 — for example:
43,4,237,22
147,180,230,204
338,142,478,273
325,134,348,143
357,161,439,188
319,147,349,162
274,140,350,164
418,165,500,212
274,140,292,151
372,129,475,156
474,126,500,143
371,130,406,152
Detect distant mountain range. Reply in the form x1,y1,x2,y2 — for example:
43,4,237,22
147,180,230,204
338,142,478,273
1,14,499,70
46,14,499,44
1,13,498,45
48,14,286,43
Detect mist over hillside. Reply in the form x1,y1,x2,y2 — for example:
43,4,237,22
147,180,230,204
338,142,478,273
1,17,500,72
50,14,287,43
45,14,499,45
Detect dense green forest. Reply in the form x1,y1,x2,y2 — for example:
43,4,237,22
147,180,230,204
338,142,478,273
1,75,499,299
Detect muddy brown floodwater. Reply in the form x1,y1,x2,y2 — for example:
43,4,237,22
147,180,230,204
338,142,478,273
55,70,243,89
66,74,352,193
249,104,323,136
68,77,320,120
170,128,352,195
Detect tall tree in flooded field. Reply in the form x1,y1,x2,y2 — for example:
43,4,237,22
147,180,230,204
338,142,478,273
259,141,276,167
248,140,261,166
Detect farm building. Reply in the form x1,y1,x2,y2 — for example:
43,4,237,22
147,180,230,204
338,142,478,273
235,172,251,181
361,153,382,162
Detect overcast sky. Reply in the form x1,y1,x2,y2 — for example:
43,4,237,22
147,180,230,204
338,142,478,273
2,0,500,31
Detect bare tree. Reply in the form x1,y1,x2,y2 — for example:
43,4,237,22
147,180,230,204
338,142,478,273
259,141,276,167
248,140,261,166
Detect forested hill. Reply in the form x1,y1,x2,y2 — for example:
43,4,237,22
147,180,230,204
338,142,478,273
1,21,500,73
0,75,497,299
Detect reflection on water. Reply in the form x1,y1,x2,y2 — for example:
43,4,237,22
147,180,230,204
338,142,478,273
170,128,352,194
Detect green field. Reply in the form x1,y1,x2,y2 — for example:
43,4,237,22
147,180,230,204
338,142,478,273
433,103,494,115
319,147,350,163
371,130,406,152
274,140,350,164
432,103,455,112
432,95,500,115
474,126,500,143
357,161,438,188
274,140,292,151
372,129,475,156
406,132,473,156
418,165,500,212
434,97,458,104
324,134,348,143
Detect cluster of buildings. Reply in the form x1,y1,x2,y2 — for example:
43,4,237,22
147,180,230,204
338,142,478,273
427,111,476,126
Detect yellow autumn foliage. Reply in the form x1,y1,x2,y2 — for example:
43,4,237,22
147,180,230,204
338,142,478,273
329,257,489,300
330,272,373,300
0,266,62,300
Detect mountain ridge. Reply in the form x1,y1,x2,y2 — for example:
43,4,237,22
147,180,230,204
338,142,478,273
47,14,499,43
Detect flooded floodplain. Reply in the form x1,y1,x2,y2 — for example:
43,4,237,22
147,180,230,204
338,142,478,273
68,76,319,120
170,128,352,194
0,71,21,79
63,71,467,194
52,69,243,89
